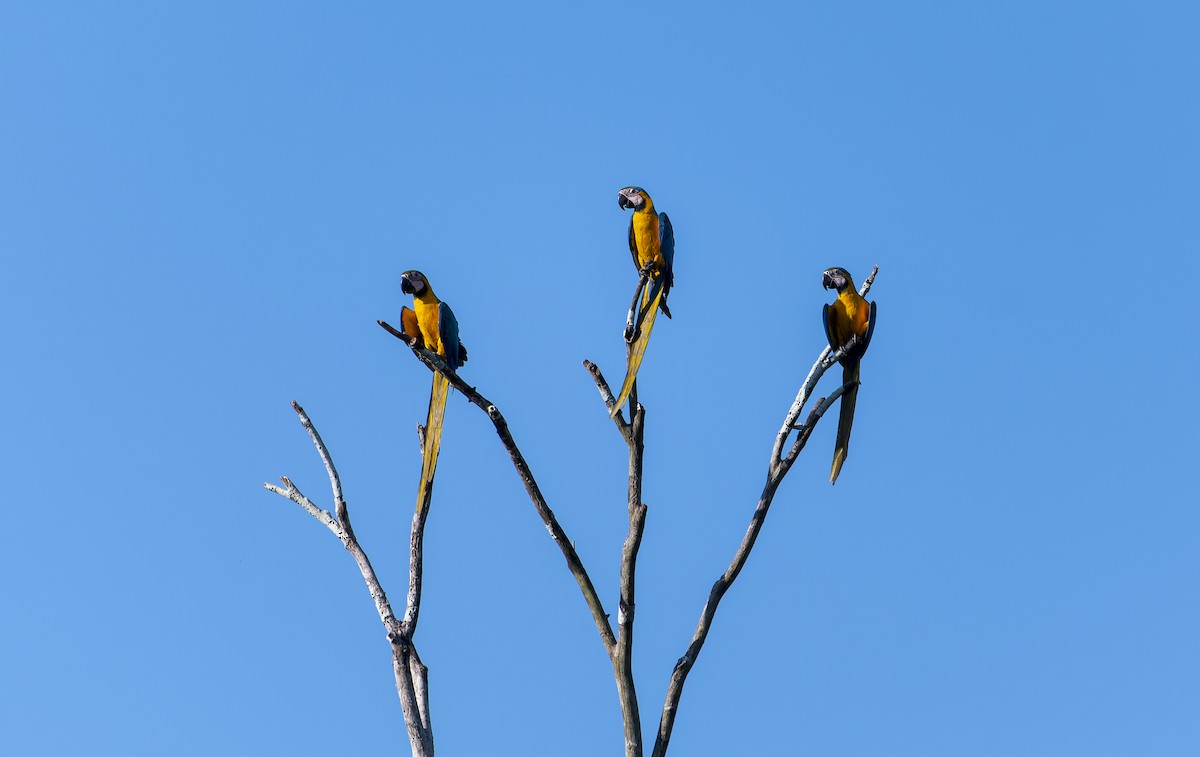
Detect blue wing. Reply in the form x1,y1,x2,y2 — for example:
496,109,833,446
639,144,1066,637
861,301,877,355
822,304,836,352
438,301,463,369
658,212,675,294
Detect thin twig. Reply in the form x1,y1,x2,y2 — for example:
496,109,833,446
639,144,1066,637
792,380,856,430
380,320,617,656
625,270,650,342
265,477,343,538
584,360,631,440
860,264,879,295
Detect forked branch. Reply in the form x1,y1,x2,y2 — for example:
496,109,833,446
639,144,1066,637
651,265,879,757
264,402,433,756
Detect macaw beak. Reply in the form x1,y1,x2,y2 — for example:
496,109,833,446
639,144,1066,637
400,278,415,294
822,271,845,291
618,194,631,210
618,189,643,211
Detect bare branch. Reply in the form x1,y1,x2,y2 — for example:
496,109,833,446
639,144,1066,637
403,418,435,635
584,360,631,439
650,468,784,757
291,401,348,526
409,646,432,735
793,380,856,431
402,506,430,635
265,404,432,756
380,321,618,656
616,498,647,748
266,409,401,631
652,267,880,757
391,639,434,756
625,270,650,343
264,477,344,539
617,402,646,757
772,345,835,466
649,427,826,757
482,403,617,654
584,357,646,757
860,264,879,296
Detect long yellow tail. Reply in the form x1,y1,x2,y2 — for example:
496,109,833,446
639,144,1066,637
417,371,450,512
829,359,860,485
612,284,663,418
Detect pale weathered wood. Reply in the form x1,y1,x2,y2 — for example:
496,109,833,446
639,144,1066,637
265,402,434,756
651,266,879,757
585,359,647,757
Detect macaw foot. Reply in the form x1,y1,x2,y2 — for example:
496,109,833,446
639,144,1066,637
624,323,640,343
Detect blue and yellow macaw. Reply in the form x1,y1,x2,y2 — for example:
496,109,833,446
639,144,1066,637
821,267,876,484
612,186,675,417
399,270,467,512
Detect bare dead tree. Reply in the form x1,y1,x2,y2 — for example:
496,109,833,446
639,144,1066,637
265,266,877,756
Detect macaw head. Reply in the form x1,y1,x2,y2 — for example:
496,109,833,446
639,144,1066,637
822,267,855,293
400,270,430,296
618,186,653,212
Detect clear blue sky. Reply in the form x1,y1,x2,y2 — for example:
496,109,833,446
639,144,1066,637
2,2,1197,755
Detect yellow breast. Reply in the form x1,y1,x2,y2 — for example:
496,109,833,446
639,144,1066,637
413,297,444,356
835,291,870,342
632,211,662,270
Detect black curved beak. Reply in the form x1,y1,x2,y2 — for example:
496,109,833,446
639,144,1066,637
822,271,845,291
618,194,632,210
400,278,415,294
